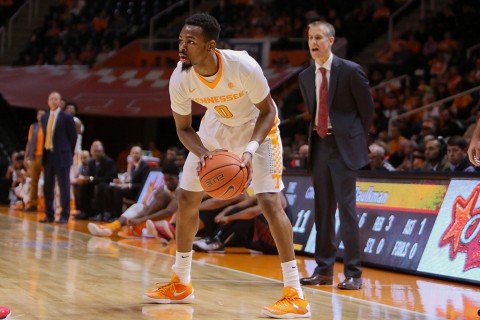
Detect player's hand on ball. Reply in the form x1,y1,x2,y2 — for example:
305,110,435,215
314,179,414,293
241,152,253,189
197,149,227,172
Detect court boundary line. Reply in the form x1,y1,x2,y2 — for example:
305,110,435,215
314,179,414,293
1,213,438,319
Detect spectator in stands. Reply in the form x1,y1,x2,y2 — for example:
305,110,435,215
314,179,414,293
192,192,291,254
40,92,77,224
74,140,117,221
418,138,450,172
422,35,438,60
390,139,424,171
387,124,407,154
88,163,179,238
72,149,89,213
64,101,84,186
10,152,27,209
363,144,395,171
102,145,150,221
437,106,464,138
174,148,187,171
23,109,46,212
116,144,132,173
147,141,161,159
162,146,178,166
446,136,475,172
288,144,308,170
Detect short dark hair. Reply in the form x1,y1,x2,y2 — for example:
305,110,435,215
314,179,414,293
308,20,335,38
447,135,468,150
66,101,78,112
185,13,221,42
162,162,180,177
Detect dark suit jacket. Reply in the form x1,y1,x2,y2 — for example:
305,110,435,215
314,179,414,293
87,156,117,184
130,160,150,195
41,110,77,168
298,55,374,171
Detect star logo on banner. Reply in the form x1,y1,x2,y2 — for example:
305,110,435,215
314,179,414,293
439,184,480,271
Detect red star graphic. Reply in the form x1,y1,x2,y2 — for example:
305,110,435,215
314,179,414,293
439,184,480,271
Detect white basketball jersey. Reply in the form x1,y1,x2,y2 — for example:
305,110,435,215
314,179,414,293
169,49,273,127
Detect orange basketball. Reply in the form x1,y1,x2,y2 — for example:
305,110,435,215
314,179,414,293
199,151,249,200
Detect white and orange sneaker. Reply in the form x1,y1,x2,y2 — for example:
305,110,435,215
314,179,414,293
143,274,194,304
88,221,121,237
262,287,310,318
117,223,145,238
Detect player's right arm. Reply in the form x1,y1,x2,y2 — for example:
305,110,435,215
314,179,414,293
172,111,212,169
468,118,480,166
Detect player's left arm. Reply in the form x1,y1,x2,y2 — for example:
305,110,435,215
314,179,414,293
241,94,276,177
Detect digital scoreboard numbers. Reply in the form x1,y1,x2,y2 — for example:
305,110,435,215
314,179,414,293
355,208,437,270
283,175,448,272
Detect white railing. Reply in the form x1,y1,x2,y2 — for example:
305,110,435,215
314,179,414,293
388,0,417,43
372,74,410,91
7,0,39,48
388,85,480,134
466,43,480,59
148,0,190,49
388,0,439,43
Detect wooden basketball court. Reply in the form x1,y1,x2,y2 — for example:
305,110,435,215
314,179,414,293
0,206,479,319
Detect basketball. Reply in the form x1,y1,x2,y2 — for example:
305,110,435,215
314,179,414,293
199,151,249,200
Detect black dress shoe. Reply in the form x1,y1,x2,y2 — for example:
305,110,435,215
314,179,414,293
89,213,104,221
74,212,90,220
337,277,362,290
300,274,333,285
39,217,54,223
56,218,69,224
24,206,37,212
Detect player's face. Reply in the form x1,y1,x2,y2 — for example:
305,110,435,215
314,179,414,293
178,24,213,71
163,174,178,192
308,25,333,62
48,92,61,111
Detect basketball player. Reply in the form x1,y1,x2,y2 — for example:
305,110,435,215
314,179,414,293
143,13,310,318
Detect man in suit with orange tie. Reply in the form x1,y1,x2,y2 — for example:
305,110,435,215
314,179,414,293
40,91,77,224
298,21,374,290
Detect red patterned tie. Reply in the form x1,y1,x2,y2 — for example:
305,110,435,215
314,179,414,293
317,67,328,138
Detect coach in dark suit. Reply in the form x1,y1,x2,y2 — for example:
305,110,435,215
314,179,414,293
74,140,117,221
41,92,77,223
298,21,374,290
102,145,150,219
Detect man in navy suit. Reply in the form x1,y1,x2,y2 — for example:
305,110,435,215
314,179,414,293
40,92,77,224
298,21,374,290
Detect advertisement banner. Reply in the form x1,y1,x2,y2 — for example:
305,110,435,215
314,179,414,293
283,175,449,273
417,179,480,284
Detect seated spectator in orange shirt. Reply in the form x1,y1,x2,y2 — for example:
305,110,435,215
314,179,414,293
429,53,447,76
388,124,407,154
92,10,108,32
446,65,462,95
437,31,458,56
391,139,424,171
148,141,162,159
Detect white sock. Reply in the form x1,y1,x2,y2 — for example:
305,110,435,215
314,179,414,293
281,260,304,300
172,251,192,284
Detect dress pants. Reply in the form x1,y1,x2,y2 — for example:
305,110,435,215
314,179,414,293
43,152,71,220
